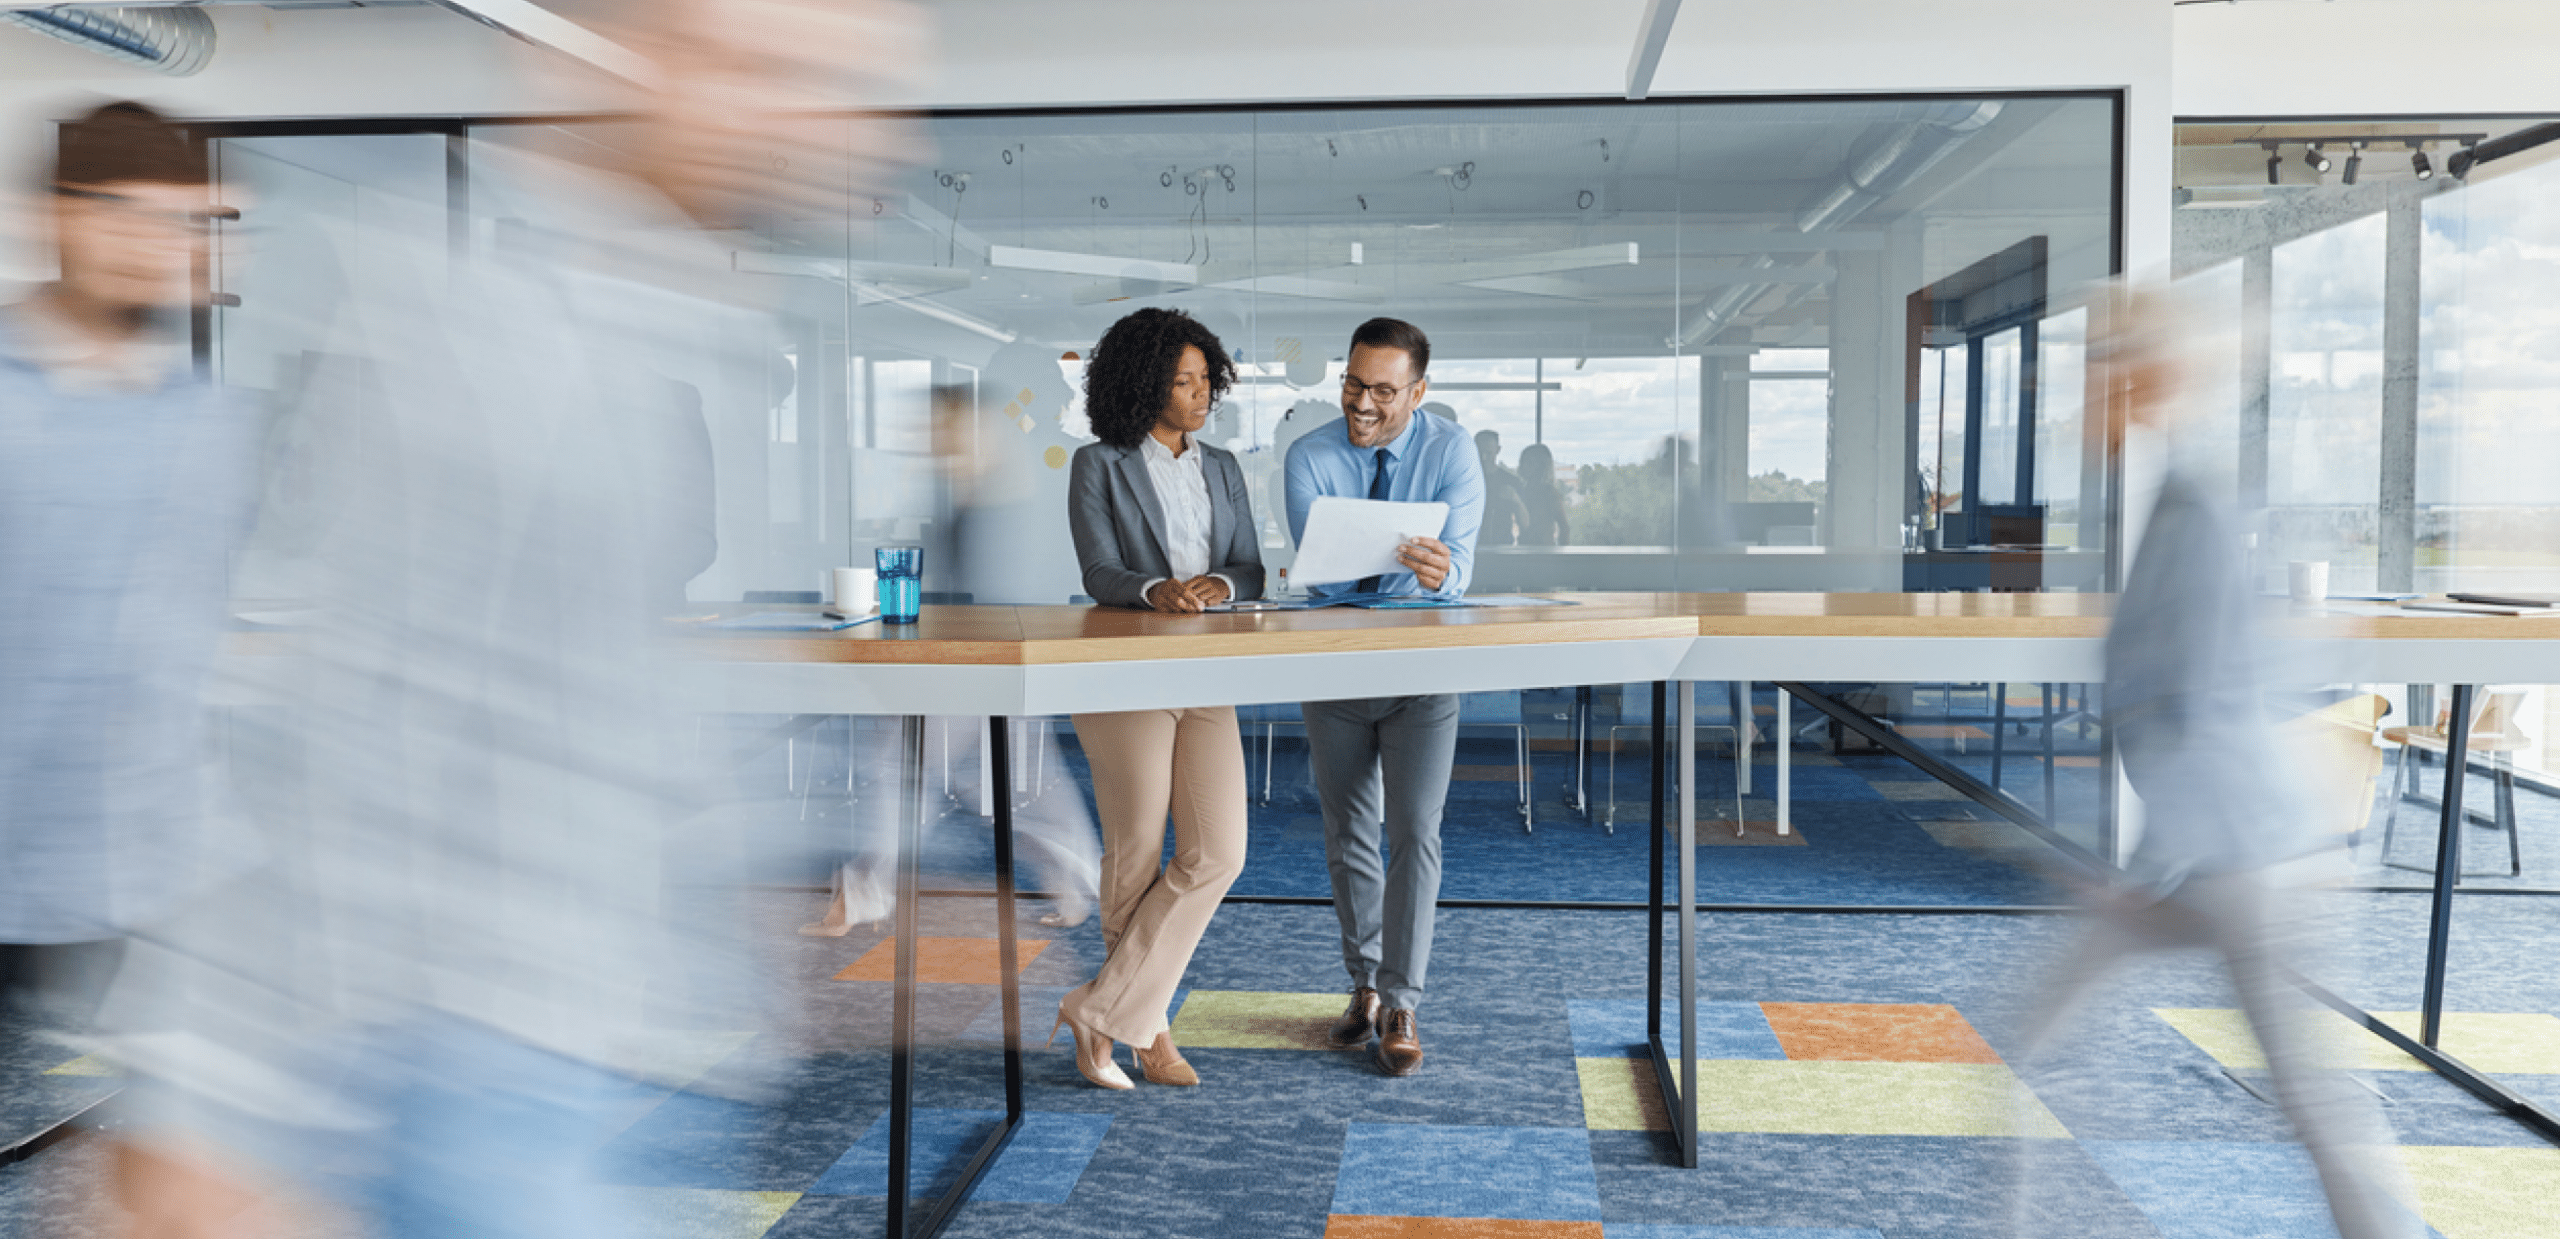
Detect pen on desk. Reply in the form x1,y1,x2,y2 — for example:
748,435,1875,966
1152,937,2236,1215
826,612,883,627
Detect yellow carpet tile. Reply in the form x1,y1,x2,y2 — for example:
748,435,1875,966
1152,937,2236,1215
2157,1008,2560,1075
1170,990,1352,1050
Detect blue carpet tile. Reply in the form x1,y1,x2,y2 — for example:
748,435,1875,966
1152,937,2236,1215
2082,1140,2441,1239
810,1109,1111,1202
1567,1000,1787,1060
1332,1122,1603,1221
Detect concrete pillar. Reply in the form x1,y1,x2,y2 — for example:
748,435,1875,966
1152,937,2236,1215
1695,352,1747,547
1827,247,1899,559
2379,185,2421,593
2238,246,2272,513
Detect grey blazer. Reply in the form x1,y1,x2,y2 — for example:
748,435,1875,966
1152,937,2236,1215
1067,439,1265,608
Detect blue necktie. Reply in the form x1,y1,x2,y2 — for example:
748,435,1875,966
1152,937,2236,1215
1357,448,1391,593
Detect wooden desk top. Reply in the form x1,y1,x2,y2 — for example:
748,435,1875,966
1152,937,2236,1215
674,592,2122,665
678,595,1695,665
667,591,2560,666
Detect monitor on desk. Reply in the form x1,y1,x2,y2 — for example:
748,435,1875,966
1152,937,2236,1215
1958,504,2045,548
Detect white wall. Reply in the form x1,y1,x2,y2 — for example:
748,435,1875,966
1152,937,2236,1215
2175,0,2560,119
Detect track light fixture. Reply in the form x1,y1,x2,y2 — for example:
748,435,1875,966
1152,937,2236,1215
2232,132,2484,188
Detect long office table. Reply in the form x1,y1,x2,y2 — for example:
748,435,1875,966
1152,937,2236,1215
206,594,2560,1227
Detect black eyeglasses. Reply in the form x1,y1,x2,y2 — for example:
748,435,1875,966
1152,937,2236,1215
1341,374,1421,405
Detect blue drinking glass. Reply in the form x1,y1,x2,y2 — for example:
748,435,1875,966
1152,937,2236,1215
875,546,924,624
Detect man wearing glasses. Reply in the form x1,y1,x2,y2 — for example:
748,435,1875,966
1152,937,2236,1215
1282,317,1485,1076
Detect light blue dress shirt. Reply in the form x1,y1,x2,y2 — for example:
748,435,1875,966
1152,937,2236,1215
0,307,262,942
1283,408,1485,599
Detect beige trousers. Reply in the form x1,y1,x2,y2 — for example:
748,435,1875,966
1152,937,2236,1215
1057,706,1248,1045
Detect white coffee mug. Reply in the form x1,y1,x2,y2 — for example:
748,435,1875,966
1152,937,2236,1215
2288,560,2329,605
831,566,879,615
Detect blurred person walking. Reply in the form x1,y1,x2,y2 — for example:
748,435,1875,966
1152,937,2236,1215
1055,307,1264,1090
0,102,259,1032
1474,428,1522,548
75,4,935,1238
1514,442,1568,547
2005,284,2419,1239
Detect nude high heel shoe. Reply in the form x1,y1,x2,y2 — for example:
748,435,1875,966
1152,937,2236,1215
1049,1011,1133,1090
1133,1031,1198,1087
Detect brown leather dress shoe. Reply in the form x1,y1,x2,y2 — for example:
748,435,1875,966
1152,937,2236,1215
1328,986,1381,1048
1375,1008,1423,1076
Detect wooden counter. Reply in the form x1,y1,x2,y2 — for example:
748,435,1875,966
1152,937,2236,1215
216,593,2560,716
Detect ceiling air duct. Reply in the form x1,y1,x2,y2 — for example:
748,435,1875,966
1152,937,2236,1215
1678,100,2004,347
4,6,217,76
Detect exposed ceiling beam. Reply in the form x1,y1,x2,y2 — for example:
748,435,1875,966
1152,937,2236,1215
1625,0,1684,101
423,0,659,88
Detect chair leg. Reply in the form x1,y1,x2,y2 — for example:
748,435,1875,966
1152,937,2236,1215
1990,683,2008,789
1261,722,1275,807
2501,761,2522,877
2039,683,2057,825
1605,731,1619,831
2379,743,2409,861
1518,726,1533,834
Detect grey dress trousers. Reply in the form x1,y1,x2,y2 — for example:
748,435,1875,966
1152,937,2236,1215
1303,693,1461,1012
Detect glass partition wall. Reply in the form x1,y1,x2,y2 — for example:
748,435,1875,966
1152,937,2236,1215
439,97,2118,604
2176,117,2560,1141
203,96,2124,930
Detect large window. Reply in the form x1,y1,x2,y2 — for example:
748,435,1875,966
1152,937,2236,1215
2175,117,2560,1130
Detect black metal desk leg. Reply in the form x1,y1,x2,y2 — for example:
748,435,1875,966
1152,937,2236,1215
989,719,1026,1120
2421,685,2475,1049
887,714,924,1236
1647,683,1666,1044
1646,680,1699,1169
886,717,1028,1239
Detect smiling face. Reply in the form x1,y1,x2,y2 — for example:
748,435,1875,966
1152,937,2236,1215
1154,344,1213,442
1340,343,1425,448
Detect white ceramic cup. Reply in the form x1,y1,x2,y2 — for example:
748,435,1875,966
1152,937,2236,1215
2288,560,2329,605
831,566,879,615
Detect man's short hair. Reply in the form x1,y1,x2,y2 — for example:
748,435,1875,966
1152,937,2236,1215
1349,317,1430,377
52,100,206,189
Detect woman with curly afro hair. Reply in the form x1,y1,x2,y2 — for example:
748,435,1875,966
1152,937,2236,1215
1052,306,1262,1091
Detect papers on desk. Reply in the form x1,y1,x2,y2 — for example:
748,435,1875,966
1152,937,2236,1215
2316,599,2560,619
2400,600,2560,618
1210,593,1579,612
706,611,874,631
1288,496,1450,586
